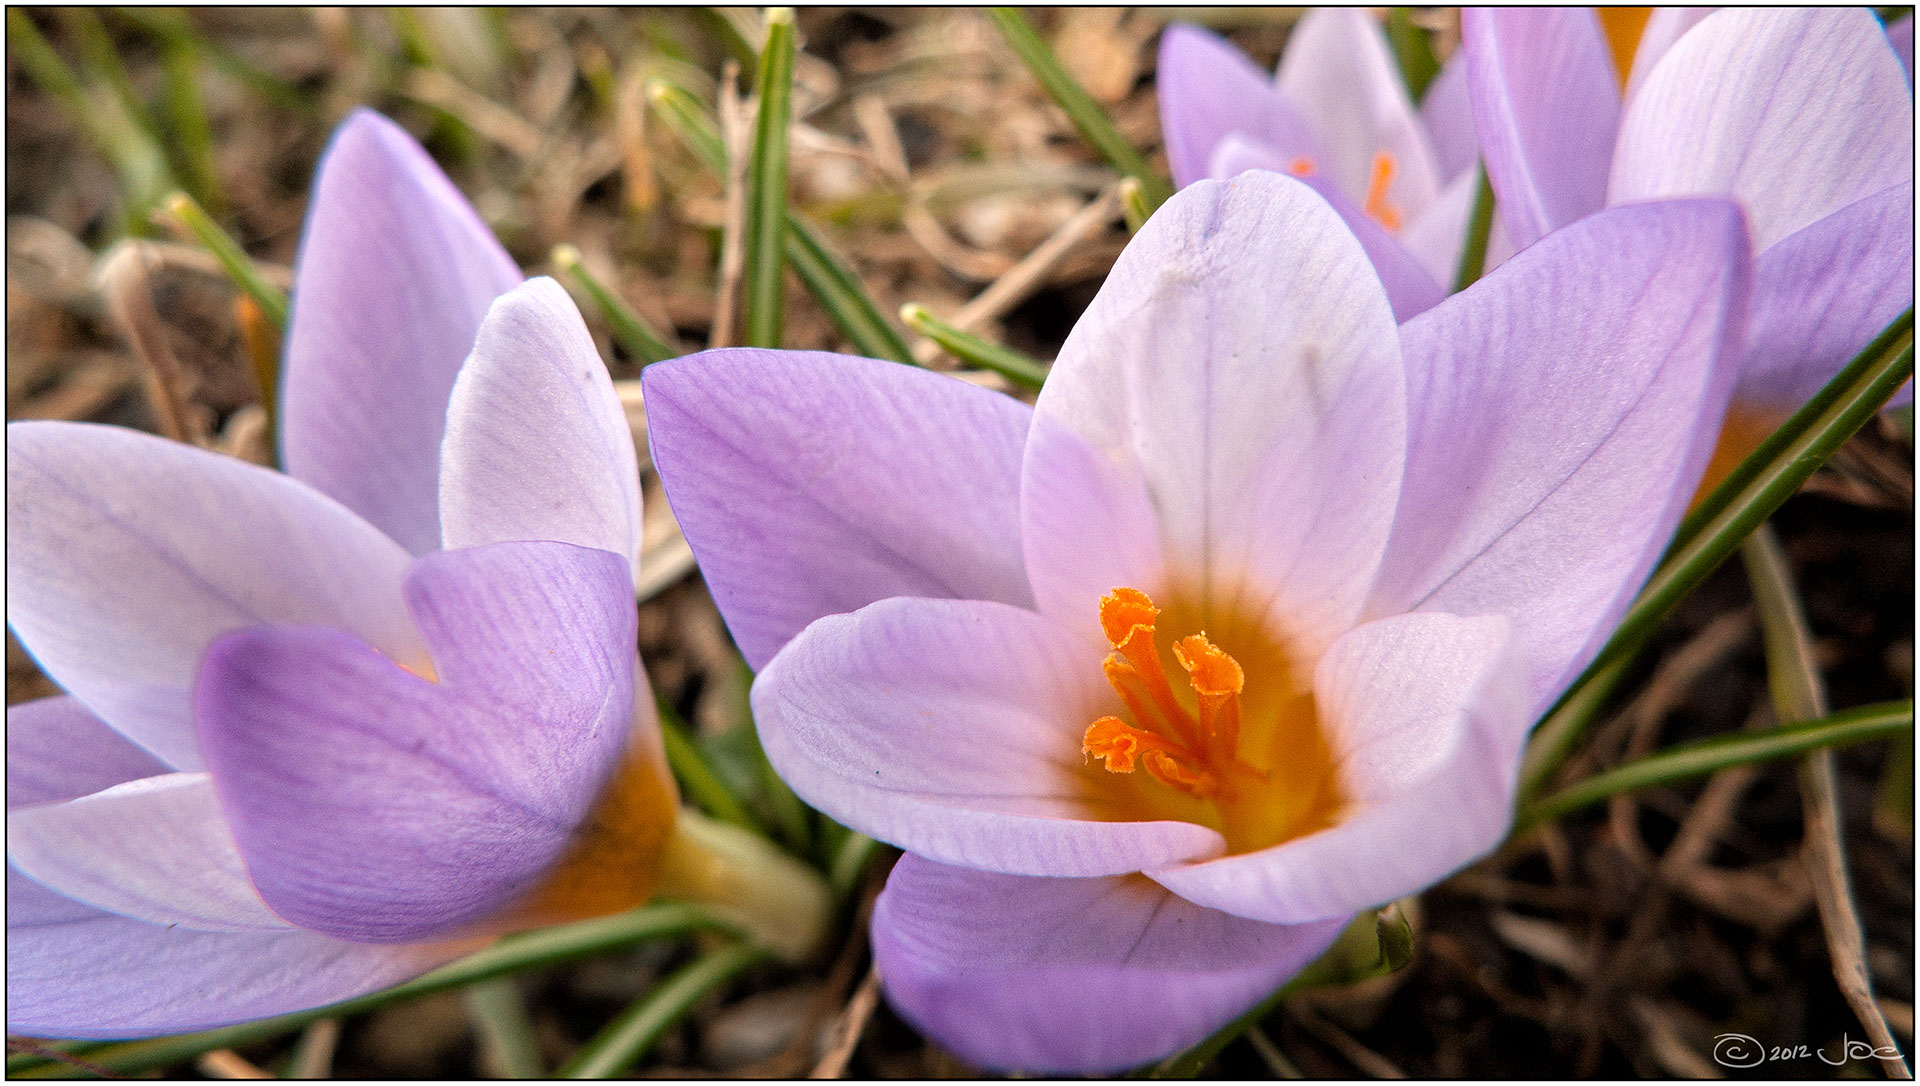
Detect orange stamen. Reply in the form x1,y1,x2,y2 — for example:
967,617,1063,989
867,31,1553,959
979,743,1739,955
1363,150,1404,233
1286,157,1316,177
1173,633,1242,767
1081,588,1247,801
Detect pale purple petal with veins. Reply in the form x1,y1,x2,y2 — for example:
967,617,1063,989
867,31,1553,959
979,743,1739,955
439,278,643,581
8,867,460,1040
1464,7,1620,248
6,422,425,771
1370,199,1750,718
644,348,1033,670
1275,7,1443,216
6,697,167,810
1024,172,1405,660
872,854,1347,1074
1156,23,1328,189
754,597,1225,877
1419,54,1480,181
196,541,636,943
1739,182,1914,415
280,109,523,555
1610,7,1913,251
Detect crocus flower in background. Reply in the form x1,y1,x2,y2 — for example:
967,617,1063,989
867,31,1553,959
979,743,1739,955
7,110,674,1038
1466,6,1914,488
1157,9,1505,319
643,171,1751,1072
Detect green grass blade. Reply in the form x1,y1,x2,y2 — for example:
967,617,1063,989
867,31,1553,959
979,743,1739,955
1516,649,1637,804
1119,175,1152,233
828,829,884,903
159,191,289,327
695,7,761,71
558,941,769,1078
1385,9,1439,101
986,7,1172,208
1537,309,1914,765
160,40,225,214
12,904,737,1079
657,697,761,833
647,79,916,364
743,8,795,348
1450,166,1495,293
1517,702,1912,833
112,8,317,116
464,978,545,1079
552,244,679,364
900,303,1049,388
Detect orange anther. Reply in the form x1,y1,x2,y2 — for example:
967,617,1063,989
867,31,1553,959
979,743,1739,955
1363,150,1404,233
1287,157,1316,177
1099,587,1159,649
1174,633,1243,764
1143,749,1218,798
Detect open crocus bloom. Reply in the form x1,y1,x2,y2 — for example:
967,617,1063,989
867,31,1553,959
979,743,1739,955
1158,10,1508,319
1466,7,1915,488
6,110,672,1038
643,171,1751,1072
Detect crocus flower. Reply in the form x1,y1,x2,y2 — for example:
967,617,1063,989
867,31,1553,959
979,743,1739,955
1157,10,1505,319
1466,7,1914,487
7,110,672,1038
642,171,1751,1072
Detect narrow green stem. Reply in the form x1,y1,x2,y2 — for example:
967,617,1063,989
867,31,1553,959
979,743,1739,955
743,8,795,348
1450,166,1495,293
1515,702,1913,834
900,303,1049,388
160,40,224,214
1119,175,1152,233
1516,649,1636,805
558,941,769,1078
829,830,884,903
986,7,1172,208
648,79,916,364
1385,8,1439,101
11,904,735,1079
552,244,678,365
464,978,545,1079
657,700,759,833
652,808,832,963
159,191,288,327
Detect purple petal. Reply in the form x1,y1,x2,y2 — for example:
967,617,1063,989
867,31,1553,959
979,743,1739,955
1621,8,1714,104
643,348,1033,670
1419,54,1480,182
1369,198,1750,718
872,854,1348,1074
196,540,638,943
754,597,1225,877
1890,15,1914,86
1610,8,1913,251
280,109,523,555
1397,166,1481,292
6,697,166,809
1151,612,1524,923
1207,143,1445,321
1464,7,1620,248
1156,23,1328,189
7,867,462,1039
1023,172,1405,660
1275,7,1443,218
9,773,289,932
6,421,425,770
1739,182,1913,416
439,278,642,580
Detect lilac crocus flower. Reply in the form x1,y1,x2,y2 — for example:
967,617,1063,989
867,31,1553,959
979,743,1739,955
1466,6,1914,486
642,171,1752,1072
7,110,673,1038
1157,10,1505,319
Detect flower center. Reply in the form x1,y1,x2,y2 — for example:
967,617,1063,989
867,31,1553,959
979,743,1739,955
1079,587,1343,854
1362,151,1404,233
